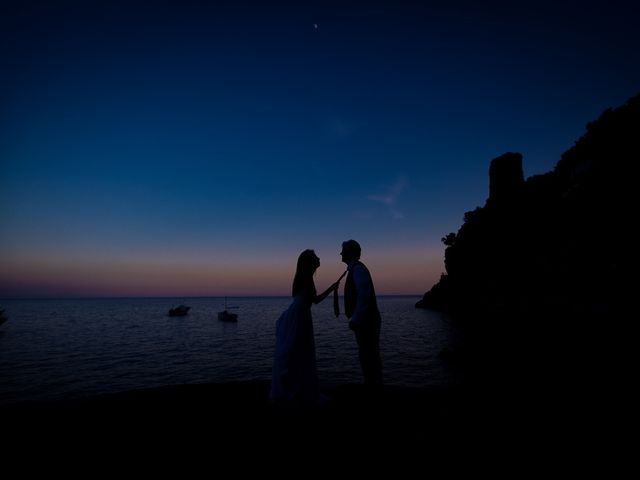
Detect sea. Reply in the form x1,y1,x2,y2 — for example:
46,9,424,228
0,296,464,407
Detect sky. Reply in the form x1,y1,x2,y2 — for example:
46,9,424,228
1,0,639,297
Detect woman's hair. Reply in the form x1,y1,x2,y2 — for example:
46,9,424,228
292,249,319,297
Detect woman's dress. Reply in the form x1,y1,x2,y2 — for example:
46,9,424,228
270,288,320,407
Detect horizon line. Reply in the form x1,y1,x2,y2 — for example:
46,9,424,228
0,293,423,301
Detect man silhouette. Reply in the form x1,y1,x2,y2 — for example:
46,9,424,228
340,240,383,387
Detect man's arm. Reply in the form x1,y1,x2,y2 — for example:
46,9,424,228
349,264,372,328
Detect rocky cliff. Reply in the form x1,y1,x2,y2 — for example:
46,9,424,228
417,93,639,315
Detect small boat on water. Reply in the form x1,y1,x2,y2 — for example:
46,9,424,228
218,310,238,322
168,304,191,317
0,308,7,326
218,297,238,322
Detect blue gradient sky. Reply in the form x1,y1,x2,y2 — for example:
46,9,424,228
2,1,639,296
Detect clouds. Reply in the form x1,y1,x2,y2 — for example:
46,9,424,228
367,176,408,219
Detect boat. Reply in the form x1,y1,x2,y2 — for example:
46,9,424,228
0,307,7,326
218,297,238,322
218,310,238,322
168,304,191,317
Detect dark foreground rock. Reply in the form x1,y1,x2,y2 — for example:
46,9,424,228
5,381,467,443
4,379,623,468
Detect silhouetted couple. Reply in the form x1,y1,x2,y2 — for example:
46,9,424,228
270,240,383,408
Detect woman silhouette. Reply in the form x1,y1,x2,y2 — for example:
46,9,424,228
270,249,339,407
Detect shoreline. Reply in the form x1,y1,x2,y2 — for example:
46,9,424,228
3,379,464,413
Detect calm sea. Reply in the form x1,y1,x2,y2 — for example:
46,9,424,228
0,296,463,407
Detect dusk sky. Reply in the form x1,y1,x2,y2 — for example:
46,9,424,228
1,0,639,297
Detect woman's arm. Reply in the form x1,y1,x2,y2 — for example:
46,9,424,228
313,282,339,304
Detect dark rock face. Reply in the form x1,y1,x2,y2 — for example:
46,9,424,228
417,93,639,316
488,152,524,207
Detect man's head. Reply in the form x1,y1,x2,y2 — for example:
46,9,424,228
340,239,361,264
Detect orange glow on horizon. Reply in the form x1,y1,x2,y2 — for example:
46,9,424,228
0,244,444,297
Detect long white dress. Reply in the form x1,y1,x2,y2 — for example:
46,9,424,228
270,286,321,407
